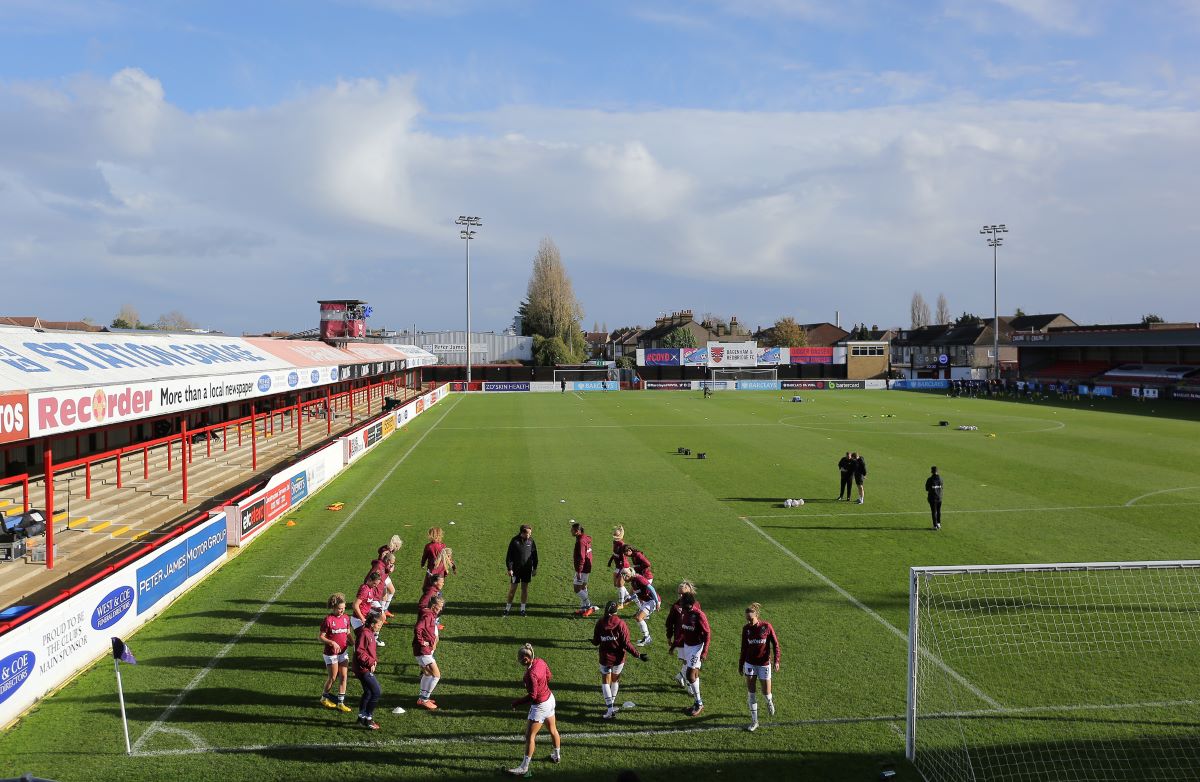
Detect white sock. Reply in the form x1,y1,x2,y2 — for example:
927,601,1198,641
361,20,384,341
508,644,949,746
765,693,774,706
637,619,649,637
427,675,440,697
618,586,628,602
419,674,430,698
748,692,758,722
551,747,560,760
520,603,526,611
692,678,702,704
505,602,512,611
601,683,613,706
579,589,589,608
382,596,392,611
612,681,620,700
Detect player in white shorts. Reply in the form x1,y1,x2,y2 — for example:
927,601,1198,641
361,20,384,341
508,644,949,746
413,595,444,710
622,568,660,646
508,643,561,775
739,602,781,731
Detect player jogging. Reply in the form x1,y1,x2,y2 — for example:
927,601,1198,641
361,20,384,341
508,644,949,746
622,568,660,646
318,593,353,712
413,595,445,710
669,592,710,716
368,550,397,616
622,545,654,583
418,573,445,616
608,525,630,607
739,602,781,732
508,643,562,775
592,601,649,719
376,535,402,615
665,580,701,688
352,610,384,730
571,522,595,617
421,527,457,592
352,571,387,647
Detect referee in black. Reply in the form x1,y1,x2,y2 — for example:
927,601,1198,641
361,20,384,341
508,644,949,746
926,466,943,531
837,452,854,500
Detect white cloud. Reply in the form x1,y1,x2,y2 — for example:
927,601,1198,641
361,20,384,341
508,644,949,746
1,71,1198,333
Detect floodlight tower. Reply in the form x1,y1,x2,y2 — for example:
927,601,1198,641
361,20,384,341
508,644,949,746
980,224,1008,381
456,215,482,384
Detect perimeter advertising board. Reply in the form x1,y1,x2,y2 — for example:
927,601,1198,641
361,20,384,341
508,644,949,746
0,514,228,728
707,342,758,368
0,392,29,445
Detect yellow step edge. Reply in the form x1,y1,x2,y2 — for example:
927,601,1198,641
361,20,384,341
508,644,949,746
109,525,132,537
52,511,69,523
90,521,112,533
69,516,89,527
130,530,151,541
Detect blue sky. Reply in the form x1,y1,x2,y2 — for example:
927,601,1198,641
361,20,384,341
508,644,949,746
1,1,1198,334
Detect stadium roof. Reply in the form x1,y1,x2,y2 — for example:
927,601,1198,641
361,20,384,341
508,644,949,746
1015,325,1200,348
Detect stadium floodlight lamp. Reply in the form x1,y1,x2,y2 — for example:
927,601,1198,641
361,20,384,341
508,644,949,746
979,223,1010,381
454,216,483,384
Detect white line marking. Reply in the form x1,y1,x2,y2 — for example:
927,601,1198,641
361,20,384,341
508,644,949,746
133,396,462,752
740,516,1003,710
745,501,1200,520
1125,487,1200,507
129,698,1200,758
441,423,779,430
777,415,1066,436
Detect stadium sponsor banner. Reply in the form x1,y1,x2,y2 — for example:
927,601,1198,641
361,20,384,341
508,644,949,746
1173,389,1200,401
0,391,29,445
780,380,866,390
864,380,887,390
645,380,694,390
573,381,618,391
27,365,339,438
737,380,781,391
756,347,784,366
641,349,680,367
1092,385,1114,397
529,382,560,392
482,382,531,392
0,332,289,392
680,347,708,366
707,342,758,368
698,380,731,390
891,379,950,390
0,514,227,727
790,347,834,364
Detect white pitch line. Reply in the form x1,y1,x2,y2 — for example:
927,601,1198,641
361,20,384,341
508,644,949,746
745,500,1200,520
129,698,1200,758
440,422,780,430
133,396,462,752
1125,486,1200,507
740,516,1003,710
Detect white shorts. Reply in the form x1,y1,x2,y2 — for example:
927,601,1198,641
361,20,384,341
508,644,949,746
527,693,556,723
680,643,704,670
323,651,349,665
637,598,658,617
350,617,364,630
743,662,772,680
384,576,395,591
599,662,625,676
415,654,436,667
573,572,590,587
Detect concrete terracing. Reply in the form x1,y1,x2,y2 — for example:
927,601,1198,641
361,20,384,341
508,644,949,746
0,384,421,611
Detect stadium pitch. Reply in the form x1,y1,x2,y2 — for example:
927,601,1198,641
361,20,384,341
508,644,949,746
3,390,1199,781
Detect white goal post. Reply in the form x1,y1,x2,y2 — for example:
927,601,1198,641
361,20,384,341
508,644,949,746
907,560,1200,782
709,367,778,383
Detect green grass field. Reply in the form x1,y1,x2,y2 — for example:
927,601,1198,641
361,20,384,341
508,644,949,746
3,389,1200,782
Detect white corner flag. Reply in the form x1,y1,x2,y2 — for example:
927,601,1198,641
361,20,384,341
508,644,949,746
111,637,136,754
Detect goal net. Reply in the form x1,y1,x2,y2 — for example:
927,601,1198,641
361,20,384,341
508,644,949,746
553,367,617,383
709,367,777,382
907,561,1200,782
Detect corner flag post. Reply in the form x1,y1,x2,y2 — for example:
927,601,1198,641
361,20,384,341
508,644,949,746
111,637,136,754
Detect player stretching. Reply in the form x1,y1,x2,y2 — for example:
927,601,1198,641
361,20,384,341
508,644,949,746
669,592,710,716
508,643,561,776
317,593,353,712
665,580,701,688
571,522,595,617
622,544,654,584
413,595,445,710
608,526,630,607
376,535,402,615
352,571,387,647
368,550,397,617
622,568,660,646
739,602,781,732
421,526,457,593
591,601,649,719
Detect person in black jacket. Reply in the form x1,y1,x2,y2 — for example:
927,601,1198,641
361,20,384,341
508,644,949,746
837,452,854,501
925,466,943,530
505,525,539,617
853,453,867,504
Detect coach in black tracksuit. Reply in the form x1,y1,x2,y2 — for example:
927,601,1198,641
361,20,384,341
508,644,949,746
837,452,854,500
926,466,943,530
504,525,539,616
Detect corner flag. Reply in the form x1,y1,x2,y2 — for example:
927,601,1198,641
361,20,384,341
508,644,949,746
110,637,135,753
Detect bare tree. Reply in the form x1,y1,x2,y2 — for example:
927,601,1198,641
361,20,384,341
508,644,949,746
910,292,931,329
524,237,585,358
935,293,951,325
111,303,141,329
154,310,198,331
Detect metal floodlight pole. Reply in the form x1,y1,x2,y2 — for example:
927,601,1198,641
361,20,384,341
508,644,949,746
980,224,1008,381
455,216,482,385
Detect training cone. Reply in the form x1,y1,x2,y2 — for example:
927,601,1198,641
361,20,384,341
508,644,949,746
286,520,296,527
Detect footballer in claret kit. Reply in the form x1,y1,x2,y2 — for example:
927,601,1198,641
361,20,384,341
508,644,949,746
622,568,660,647
421,526,457,593
665,580,701,689
669,591,711,716
352,610,385,730
317,593,353,713
608,525,630,607
591,600,649,720
413,595,445,710
508,643,561,776
571,521,595,617
739,602,781,732
375,534,403,615
352,570,387,647
622,544,654,584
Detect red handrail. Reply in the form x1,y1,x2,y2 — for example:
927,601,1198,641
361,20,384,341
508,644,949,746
0,473,31,513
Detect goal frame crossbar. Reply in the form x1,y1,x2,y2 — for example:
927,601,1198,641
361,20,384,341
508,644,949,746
905,559,1200,763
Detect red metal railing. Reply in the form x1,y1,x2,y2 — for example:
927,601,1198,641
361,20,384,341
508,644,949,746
0,473,31,514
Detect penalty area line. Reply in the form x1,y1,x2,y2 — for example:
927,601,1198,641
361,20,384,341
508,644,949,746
133,395,463,753
745,500,1200,520
739,516,1003,711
